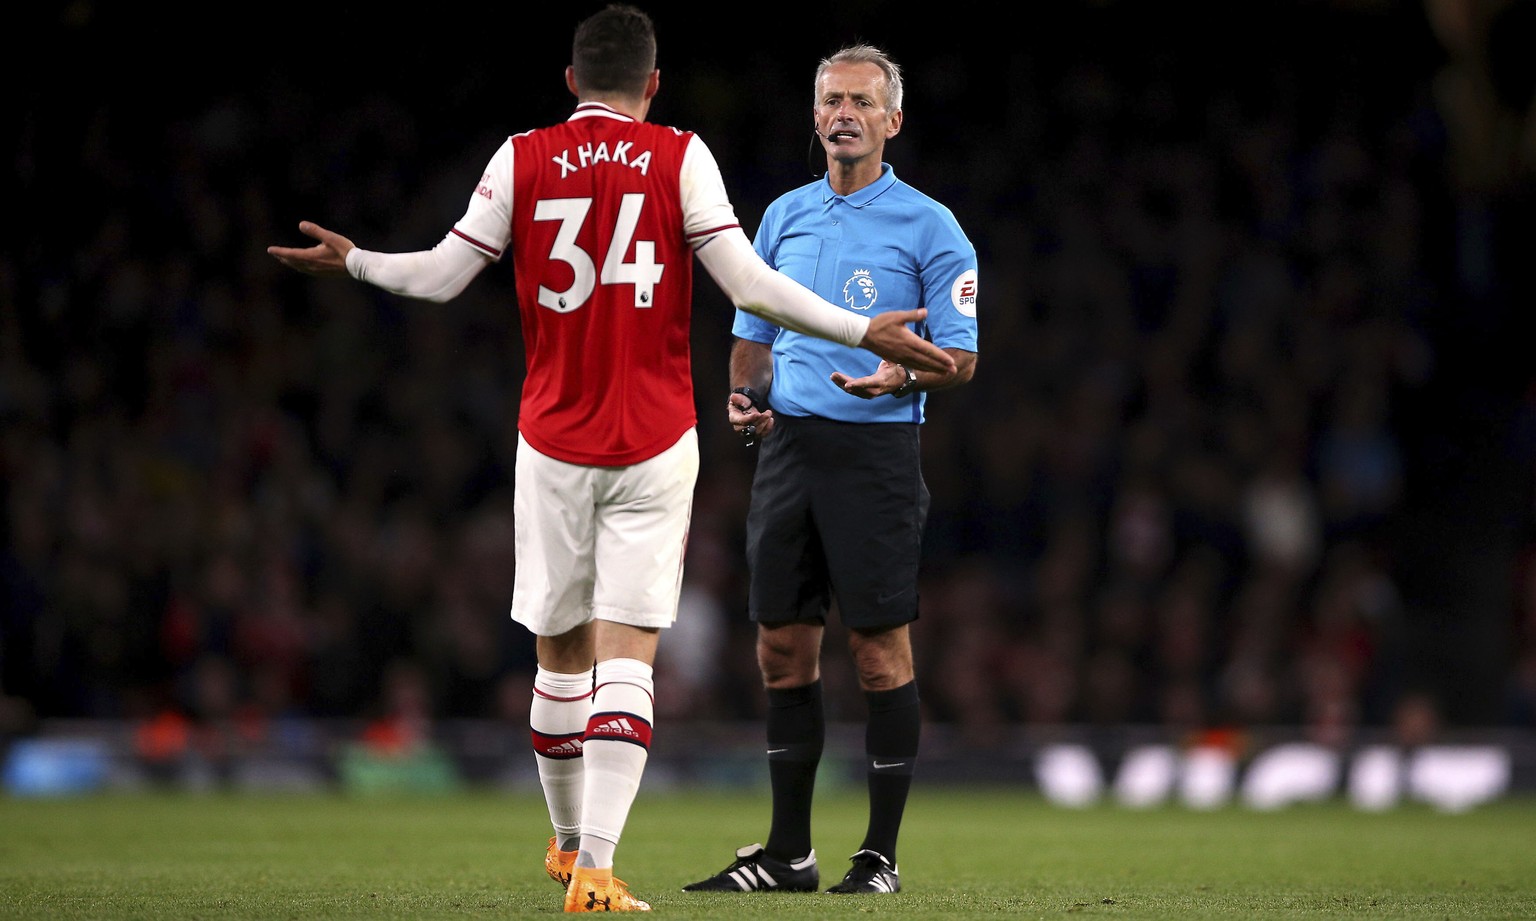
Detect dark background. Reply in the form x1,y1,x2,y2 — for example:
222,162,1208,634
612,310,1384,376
5,0,1536,746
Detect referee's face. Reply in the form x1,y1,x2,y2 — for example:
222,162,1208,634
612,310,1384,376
813,61,902,165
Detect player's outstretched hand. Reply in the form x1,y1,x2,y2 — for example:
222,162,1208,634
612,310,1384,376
267,221,355,275
860,309,954,375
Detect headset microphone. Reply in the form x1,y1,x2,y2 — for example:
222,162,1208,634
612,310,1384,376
807,128,826,177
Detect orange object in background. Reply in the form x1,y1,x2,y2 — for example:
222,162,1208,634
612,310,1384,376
134,709,191,763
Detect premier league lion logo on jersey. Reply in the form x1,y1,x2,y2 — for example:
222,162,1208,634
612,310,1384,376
842,269,877,311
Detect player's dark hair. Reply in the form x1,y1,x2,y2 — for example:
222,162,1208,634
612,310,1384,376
572,4,657,96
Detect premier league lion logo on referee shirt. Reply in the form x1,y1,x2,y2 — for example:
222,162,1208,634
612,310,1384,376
842,269,877,310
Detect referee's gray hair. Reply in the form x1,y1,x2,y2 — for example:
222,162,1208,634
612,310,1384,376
816,44,903,113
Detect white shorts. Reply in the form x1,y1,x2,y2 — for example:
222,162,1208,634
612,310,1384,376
510,428,699,636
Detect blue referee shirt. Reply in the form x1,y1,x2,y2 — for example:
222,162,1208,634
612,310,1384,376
734,163,979,424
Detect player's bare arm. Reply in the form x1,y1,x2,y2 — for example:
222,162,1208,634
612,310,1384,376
266,221,355,275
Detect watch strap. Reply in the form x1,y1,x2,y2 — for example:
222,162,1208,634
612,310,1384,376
731,386,767,412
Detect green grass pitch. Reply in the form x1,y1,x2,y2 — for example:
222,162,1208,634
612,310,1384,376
2,788,1534,919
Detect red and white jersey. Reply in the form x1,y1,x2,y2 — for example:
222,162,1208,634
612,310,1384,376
451,103,742,466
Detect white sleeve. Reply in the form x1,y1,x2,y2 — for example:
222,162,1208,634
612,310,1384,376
451,138,517,260
679,134,742,239
345,236,491,303
695,228,869,348
681,135,869,348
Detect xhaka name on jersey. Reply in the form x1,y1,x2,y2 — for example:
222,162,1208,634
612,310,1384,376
551,140,653,179
474,141,656,199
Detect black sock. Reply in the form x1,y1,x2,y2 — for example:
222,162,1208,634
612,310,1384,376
764,681,823,861
861,680,920,864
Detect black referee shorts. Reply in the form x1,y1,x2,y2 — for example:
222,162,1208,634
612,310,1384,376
744,413,930,630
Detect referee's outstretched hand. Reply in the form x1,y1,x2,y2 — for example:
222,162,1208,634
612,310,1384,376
832,359,905,400
859,309,954,375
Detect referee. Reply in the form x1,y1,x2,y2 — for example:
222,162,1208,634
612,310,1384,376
686,43,978,897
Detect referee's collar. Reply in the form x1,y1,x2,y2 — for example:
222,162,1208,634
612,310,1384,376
820,163,897,208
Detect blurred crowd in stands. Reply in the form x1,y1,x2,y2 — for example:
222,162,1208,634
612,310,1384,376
3,1,1535,766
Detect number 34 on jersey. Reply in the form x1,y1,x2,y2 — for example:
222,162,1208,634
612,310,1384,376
533,193,662,313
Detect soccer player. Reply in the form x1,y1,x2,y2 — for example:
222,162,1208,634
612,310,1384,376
683,43,978,896
267,7,953,913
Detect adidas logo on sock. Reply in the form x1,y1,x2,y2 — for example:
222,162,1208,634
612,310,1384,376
589,716,642,740
583,712,651,749
532,730,584,759
586,711,653,746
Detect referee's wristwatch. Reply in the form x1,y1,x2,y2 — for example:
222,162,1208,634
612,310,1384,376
891,365,918,398
731,386,767,412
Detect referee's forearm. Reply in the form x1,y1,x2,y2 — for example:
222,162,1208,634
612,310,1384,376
912,348,977,393
729,338,774,394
